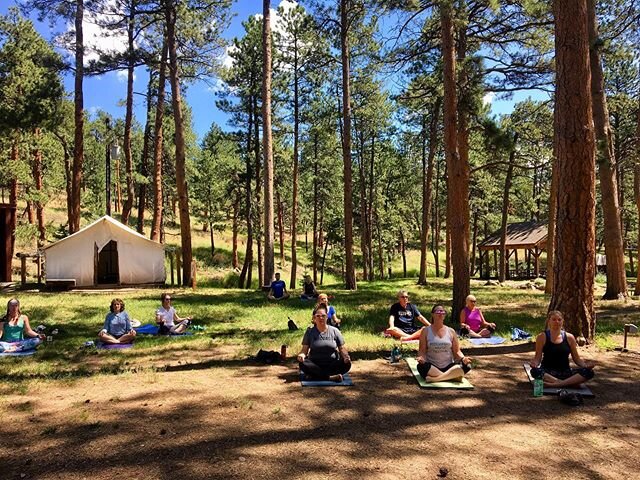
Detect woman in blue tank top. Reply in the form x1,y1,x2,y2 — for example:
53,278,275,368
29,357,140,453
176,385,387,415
530,310,595,387
417,305,472,382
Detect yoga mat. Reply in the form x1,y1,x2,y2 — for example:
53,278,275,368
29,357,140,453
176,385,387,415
522,363,594,397
134,324,193,336
97,342,134,350
405,357,474,389
300,371,354,387
135,324,159,335
468,336,506,345
0,349,37,357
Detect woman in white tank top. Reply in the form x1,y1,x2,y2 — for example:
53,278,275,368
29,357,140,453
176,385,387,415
417,305,473,382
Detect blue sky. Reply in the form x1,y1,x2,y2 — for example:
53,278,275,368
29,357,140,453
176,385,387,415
1,0,540,141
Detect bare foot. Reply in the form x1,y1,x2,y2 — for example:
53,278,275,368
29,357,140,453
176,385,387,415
329,374,343,383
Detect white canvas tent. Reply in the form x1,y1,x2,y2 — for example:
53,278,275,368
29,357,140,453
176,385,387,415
44,216,165,286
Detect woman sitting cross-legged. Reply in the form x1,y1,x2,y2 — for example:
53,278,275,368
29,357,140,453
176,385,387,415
156,293,192,335
530,310,595,388
417,305,472,383
459,295,496,338
98,298,137,344
0,298,45,353
297,304,351,382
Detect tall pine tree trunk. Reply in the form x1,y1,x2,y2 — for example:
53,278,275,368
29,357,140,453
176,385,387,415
262,0,275,286
120,1,136,225
276,189,285,268
633,98,640,295
312,137,319,283
239,107,255,289
587,0,627,299
151,37,168,242
499,136,517,283
419,99,441,284
9,139,19,260
70,0,84,233
550,0,597,340
232,192,239,269
32,129,45,243
289,34,300,289
137,69,154,234
441,3,469,318
545,145,559,293
340,0,356,290
253,96,263,286
165,0,193,286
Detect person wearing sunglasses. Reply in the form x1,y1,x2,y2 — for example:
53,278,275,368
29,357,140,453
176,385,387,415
385,290,430,340
297,304,351,382
459,295,496,338
156,293,193,335
417,305,472,382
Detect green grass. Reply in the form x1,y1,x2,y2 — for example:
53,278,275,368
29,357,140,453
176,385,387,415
3,276,637,388
6,199,639,387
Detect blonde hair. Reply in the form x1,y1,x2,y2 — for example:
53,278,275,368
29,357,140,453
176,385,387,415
466,295,477,303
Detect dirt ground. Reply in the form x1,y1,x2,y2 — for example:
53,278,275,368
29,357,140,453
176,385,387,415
1,346,639,480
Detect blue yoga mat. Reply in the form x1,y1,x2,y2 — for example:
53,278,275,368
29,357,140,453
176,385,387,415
300,371,354,387
135,324,160,335
468,336,506,345
97,342,134,350
0,349,37,357
134,324,194,336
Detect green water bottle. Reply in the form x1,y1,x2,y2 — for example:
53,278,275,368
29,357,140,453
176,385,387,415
533,378,544,397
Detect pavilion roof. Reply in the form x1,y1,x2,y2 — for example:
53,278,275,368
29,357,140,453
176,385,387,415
478,221,548,251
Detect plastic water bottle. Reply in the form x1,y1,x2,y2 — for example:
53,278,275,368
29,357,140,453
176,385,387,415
533,378,544,397
390,346,399,363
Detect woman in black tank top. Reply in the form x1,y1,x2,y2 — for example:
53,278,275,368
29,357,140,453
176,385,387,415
530,311,595,387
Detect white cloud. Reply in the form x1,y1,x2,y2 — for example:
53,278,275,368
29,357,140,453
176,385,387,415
483,92,496,105
115,70,135,83
220,44,237,69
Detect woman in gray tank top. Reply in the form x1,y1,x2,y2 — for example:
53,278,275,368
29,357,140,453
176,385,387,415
417,305,472,382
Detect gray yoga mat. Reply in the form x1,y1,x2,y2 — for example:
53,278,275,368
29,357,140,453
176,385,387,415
523,363,594,397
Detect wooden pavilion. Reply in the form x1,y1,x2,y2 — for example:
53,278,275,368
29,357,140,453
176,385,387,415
477,221,548,279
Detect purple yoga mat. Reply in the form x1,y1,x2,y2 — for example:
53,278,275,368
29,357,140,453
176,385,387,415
97,342,134,350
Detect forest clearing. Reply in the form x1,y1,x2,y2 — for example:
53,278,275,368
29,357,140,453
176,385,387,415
2,0,640,478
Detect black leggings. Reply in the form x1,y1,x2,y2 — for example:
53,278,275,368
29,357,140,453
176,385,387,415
417,360,471,379
299,358,351,380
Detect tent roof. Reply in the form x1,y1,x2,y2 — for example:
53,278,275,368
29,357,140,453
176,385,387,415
43,215,163,250
478,221,548,250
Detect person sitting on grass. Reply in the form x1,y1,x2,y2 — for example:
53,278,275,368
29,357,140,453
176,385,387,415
156,293,193,335
529,310,595,388
267,272,290,301
385,290,430,340
459,295,496,338
297,304,351,382
316,293,341,328
0,298,45,353
417,305,472,383
98,298,137,345
300,274,319,300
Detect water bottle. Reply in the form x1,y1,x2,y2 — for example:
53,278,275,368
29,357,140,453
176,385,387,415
533,378,544,397
390,346,399,363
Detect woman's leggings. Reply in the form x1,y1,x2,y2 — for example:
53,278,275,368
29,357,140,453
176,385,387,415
299,357,351,380
0,337,42,353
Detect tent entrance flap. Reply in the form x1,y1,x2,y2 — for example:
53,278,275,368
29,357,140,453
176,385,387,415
96,240,119,284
